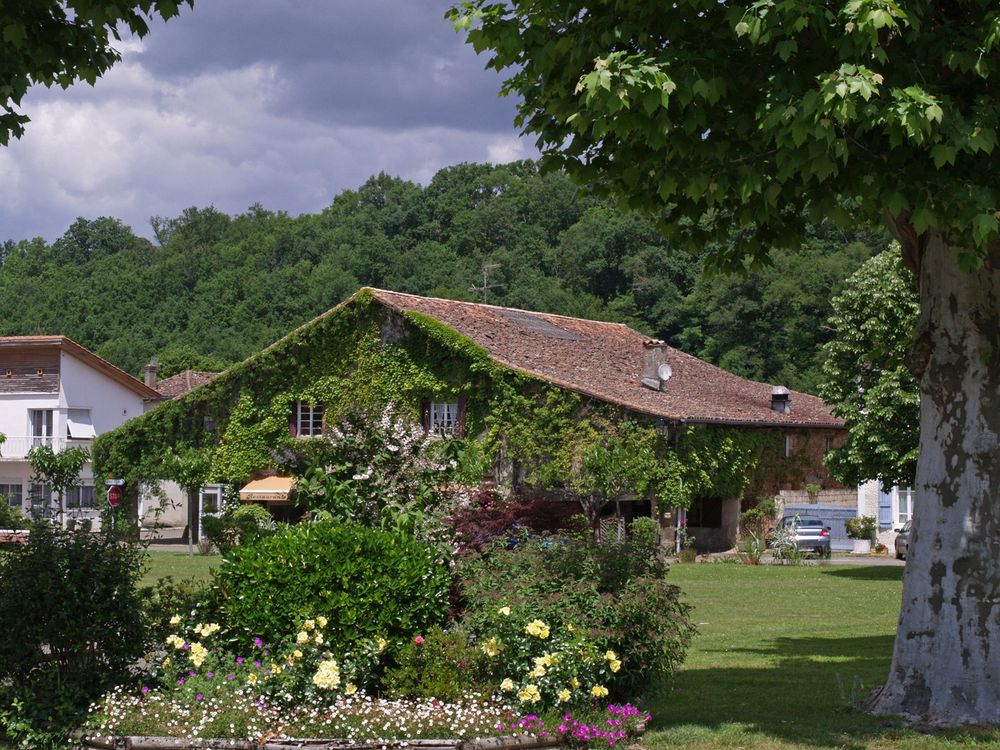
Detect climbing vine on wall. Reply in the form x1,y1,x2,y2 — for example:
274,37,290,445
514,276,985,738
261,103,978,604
94,290,779,508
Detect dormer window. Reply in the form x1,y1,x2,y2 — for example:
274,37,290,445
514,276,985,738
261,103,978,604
291,402,324,437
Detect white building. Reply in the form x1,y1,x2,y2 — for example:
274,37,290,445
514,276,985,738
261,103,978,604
857,480,913,545
0,336,161,526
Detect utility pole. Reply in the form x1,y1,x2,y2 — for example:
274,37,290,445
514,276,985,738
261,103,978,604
470,262,503,302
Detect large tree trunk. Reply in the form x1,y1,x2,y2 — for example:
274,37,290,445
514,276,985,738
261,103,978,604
869,230,1000,725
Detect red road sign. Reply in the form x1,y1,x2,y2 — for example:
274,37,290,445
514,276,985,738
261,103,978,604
107,485,122,508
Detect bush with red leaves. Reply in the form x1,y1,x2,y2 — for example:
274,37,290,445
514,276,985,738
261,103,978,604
447,487,583,554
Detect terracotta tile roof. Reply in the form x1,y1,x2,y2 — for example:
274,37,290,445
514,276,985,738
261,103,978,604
0,335,161,398
368,289,843,428
156,370,220,399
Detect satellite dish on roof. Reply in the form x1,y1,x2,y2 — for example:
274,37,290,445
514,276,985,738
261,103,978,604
658,363,673,382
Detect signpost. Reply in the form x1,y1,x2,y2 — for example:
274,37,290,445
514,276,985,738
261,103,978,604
105,479,124,537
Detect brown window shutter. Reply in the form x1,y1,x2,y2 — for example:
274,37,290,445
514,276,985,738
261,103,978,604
288,403,298,437
456,395,467,437
420,399,430,433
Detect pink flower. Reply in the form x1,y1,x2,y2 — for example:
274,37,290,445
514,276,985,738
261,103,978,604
196,693,204,701
141,685,150,694
414,635,424,645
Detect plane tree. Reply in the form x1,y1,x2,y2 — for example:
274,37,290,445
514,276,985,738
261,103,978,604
448,0,1000,726
0,1,192,144
820,248,920,489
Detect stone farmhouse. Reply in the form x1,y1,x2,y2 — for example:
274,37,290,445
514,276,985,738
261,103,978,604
95,289,848,550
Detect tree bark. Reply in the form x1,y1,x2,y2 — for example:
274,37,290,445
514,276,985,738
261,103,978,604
869,231,1000,726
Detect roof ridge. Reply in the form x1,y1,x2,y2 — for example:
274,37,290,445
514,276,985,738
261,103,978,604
366,287,634,330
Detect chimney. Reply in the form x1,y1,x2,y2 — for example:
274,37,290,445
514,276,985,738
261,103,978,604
641,340,673,391
771,385,791,414
144,358,158,389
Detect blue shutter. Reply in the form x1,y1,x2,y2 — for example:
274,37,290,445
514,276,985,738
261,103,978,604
878,488,893,528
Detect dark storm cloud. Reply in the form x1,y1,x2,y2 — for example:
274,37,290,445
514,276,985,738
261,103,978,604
137,0,518,132
0,2,536,244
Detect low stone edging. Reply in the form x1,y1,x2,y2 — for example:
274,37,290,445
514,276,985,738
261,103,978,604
77,724,645,750
77,734,569,750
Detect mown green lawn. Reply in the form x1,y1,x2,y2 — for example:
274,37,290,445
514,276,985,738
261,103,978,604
646,563,999,750
141,550,221,587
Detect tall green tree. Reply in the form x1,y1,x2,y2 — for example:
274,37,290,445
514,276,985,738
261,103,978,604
820,249,920,489
451,0,1000,725
0,1,192,144
27,445,89,530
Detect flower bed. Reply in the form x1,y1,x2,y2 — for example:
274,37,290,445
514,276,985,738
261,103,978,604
80,696,647,749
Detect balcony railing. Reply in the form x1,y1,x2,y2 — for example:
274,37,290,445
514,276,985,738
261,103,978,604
0,436,93,460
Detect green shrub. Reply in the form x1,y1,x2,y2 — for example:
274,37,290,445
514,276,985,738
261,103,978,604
216,520,451,648
202,503,275,555
382,626,491,701
0,501,26,531
0,523,147,740
457,520,695,700
845,515,877,542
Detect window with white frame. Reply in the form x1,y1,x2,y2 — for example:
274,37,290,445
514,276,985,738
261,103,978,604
0,483,22,509
65,484,95,509
29,409,54,446
429,401,459,434
897,486,913,525
295,402,325,437
200,485,223,515
66,408,97,440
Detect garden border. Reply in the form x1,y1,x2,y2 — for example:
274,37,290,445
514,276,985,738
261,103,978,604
76,732,644,750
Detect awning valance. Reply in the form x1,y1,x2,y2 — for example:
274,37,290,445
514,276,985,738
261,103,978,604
239,476,295,504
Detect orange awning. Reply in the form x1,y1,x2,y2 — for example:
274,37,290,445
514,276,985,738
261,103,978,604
239,476,295,504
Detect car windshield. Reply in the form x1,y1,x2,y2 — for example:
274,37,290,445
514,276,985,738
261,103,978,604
795,519,825,527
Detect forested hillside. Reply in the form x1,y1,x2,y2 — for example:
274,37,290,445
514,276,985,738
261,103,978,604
0,161,889,393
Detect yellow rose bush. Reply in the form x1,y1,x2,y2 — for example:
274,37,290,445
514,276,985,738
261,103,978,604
458,521,695,699
473,607,621,710
132,612,389,715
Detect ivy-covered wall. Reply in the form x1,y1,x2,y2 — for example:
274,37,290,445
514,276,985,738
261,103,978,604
94,291,798,509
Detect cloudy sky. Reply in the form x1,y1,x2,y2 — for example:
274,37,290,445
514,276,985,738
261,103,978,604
0,1,535,244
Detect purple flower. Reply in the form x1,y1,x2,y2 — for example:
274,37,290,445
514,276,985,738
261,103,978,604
182,643,190,650
235,656,244,665
226,674,235,681
177,678,185,686
196,693,204,702
263,649,270,655
253,637,264,648
207,672,214,679
189,670,196,677
253,660,261,668
141,685,150,695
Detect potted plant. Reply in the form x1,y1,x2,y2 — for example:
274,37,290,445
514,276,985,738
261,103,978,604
845,515,877,554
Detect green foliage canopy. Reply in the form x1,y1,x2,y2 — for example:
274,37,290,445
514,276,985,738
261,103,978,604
449,1,1000,267
820,249,920,488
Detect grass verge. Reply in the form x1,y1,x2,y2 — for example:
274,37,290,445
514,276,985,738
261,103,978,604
141,549,220,587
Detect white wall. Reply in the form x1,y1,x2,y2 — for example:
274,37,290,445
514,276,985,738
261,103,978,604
59,351,148,432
